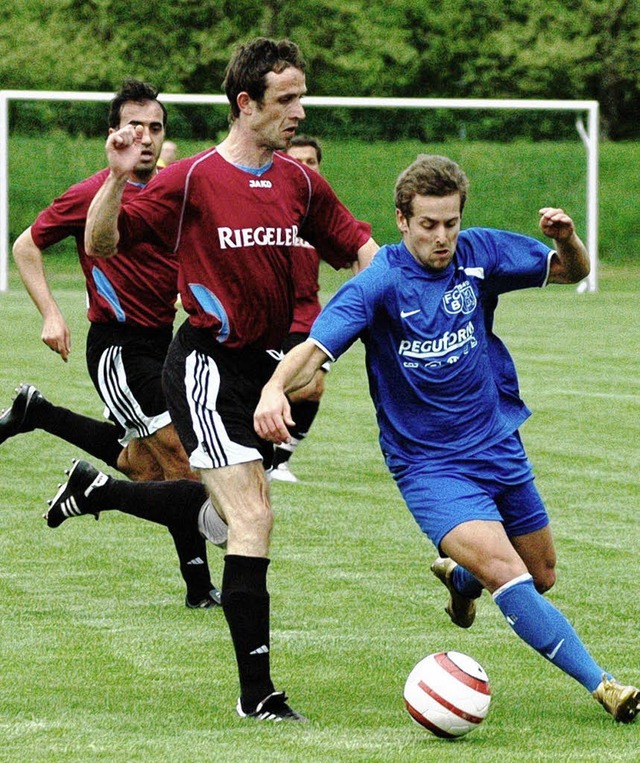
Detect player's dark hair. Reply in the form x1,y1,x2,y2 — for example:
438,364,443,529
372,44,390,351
395,154,470,220
108,78,167,129
223,37,306,121
288,134,322,164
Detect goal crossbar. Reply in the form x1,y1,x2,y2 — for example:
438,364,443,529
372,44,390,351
0,91,599,293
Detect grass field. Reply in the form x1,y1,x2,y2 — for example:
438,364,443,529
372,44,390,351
0,267,638,762
1,136,639,760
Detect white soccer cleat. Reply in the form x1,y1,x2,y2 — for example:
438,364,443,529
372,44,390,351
269,462,299,483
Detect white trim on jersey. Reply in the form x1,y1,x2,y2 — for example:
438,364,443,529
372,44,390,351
184,350,262,469
308,337,336,363
541,249,555,287
97,346,171,445
276,152,314,222
174,147,218,255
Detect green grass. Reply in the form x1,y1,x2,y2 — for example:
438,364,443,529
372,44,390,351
2,134,639,759
0,266,639,761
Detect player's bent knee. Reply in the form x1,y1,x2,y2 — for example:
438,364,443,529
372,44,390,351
533,566,556,594
225,504,274,555
116,447,164,481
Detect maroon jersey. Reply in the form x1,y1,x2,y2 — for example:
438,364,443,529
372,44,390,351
289,238,321,334
117,149,371,349
31,169,178,328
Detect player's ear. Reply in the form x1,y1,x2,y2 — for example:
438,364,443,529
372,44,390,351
237,91,253,115
396,208,408,234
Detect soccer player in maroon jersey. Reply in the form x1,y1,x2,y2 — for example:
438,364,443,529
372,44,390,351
81,38,378,721
6,80,221,608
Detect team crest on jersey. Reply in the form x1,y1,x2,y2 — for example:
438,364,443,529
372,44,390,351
443,281,477,315
249,179,272,188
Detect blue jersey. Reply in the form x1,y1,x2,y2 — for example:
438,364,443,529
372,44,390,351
310,227,553,468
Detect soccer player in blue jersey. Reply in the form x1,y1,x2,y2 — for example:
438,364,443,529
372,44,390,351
254,154,640,723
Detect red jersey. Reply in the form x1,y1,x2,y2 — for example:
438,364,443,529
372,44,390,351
289,238,321,334
117,149,371,349
31,169,178,328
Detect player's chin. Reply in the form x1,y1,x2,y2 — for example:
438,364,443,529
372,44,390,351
135,159,156,175
431,252,453,268
282,129,297,146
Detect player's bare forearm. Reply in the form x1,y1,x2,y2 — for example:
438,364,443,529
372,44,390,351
85,124,143,258
539,207,590,284
280,342,329,398
84,173,127,258
13,228,71,360
353,237,379,274
254,342,329,443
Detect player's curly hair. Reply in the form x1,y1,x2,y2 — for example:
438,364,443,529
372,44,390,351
108,78,167,129
395,155,470,219
223,38,306,121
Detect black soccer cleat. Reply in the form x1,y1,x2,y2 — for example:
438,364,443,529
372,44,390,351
236,691,307,722
185,586,222,609
0,384,44,444
44,460,108,528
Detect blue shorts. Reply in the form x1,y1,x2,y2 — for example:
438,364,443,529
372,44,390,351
391,433,549,551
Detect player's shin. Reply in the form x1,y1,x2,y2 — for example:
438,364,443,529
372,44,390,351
493,574,605,691
221,554,275,712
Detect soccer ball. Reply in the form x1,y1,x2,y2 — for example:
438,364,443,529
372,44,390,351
403,651,491,738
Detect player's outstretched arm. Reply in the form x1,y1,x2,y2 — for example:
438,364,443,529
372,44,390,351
85,125,143,258
539,207,590,284
254,341,329,444
13,228,71,361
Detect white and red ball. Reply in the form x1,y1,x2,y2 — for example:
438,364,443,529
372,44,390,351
403,651,491,738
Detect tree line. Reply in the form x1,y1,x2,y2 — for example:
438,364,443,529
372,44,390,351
2,0,638,140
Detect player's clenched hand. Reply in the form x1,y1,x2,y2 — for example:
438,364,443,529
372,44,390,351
105,124,144,178
254,386,295,444
538,207,575,242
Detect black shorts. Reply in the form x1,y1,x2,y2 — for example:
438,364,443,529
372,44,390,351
86,322,173,443
162,321,279,469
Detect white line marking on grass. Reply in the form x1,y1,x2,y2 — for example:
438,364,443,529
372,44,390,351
537,389,639,402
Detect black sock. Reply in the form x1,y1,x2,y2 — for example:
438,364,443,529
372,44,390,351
288,399,319,441
271,445,293,467
34,399,123,469
103,478,207,524
168,505,215,603
89,476,214,601
271,400,320,469
221,555,274,710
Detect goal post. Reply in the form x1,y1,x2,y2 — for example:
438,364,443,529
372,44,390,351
0,90,599,293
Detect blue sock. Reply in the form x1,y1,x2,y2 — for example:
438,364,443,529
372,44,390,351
451,564,484,599
493,574,605,692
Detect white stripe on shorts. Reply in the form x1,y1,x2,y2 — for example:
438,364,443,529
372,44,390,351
97,345,171,445
185,350,261,469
